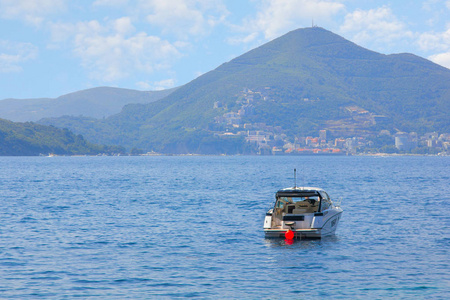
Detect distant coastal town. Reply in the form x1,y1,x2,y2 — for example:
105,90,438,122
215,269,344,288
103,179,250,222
211,88,450,156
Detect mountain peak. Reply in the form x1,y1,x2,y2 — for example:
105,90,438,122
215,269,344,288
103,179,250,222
39,27,450,154
227,27,381,72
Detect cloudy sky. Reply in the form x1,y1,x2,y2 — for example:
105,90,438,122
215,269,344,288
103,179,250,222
1,0,449,99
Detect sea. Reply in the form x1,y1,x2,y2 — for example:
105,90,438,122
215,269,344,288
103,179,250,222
0,155,448,299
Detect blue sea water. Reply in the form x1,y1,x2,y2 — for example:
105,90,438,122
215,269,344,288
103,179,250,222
0,155,448,299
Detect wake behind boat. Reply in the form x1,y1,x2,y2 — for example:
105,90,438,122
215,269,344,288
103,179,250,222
263,172,343,239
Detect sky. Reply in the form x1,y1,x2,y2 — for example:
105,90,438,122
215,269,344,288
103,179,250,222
0,0,449,100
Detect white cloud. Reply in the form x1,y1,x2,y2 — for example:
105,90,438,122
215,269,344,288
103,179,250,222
136,81,152,90
93,0,129,6
0,40,38,73
153,79,175,90
227,32,259,45
0,0,66,25
136,79,175,91
340,6,413,49
137,78,176,90
417,26,450,52
141,0,229,39
418,26,450,69
93,0,229,38
114,16,135,35
50,18,182,82
429,52,450,69
48,21,76,46
423,0,450,11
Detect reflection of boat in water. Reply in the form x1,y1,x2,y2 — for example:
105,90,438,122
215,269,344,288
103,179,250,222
264,185,343,239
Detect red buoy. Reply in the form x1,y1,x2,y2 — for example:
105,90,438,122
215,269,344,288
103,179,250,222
285,229,294,240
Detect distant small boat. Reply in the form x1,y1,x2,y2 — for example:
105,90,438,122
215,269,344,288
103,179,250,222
264,171,343,238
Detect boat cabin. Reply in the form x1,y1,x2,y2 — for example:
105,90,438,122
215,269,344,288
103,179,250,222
264,185,343,238
272,188,332,222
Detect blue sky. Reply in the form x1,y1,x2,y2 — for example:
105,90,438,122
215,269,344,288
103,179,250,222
0,0,449,100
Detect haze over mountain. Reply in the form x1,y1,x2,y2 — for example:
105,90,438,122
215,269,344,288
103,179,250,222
39,27,450,154
0,87,177,122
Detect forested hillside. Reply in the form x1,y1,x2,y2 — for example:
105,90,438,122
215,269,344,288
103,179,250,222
0,119,123,156
39,27,450,154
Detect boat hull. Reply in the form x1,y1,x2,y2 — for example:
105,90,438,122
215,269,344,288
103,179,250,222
264,211,342,239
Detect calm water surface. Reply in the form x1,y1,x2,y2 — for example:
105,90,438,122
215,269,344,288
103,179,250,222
0,155,449,299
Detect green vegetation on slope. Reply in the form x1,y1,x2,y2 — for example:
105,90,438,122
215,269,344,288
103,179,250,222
0,118,124,156
39,27,450,154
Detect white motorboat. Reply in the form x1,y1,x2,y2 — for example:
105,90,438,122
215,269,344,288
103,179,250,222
264,185,343,239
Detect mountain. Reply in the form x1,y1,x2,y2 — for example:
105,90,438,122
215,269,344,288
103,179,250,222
39,27,450,154
0,86,177,122
0,118,124,156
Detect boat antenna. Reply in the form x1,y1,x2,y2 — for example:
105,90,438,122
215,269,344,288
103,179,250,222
294,168,297,188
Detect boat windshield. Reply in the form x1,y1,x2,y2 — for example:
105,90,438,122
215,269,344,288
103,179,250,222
277,196,320,204
274,195,321,214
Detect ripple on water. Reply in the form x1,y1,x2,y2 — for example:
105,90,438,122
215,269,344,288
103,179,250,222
0,156,448,299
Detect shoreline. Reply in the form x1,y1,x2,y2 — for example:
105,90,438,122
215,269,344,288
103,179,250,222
3,152,447,158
